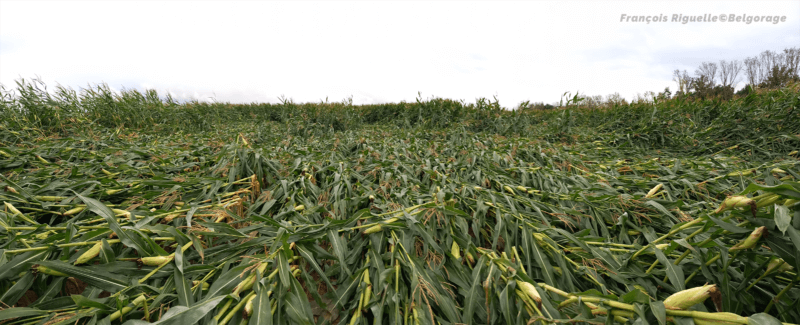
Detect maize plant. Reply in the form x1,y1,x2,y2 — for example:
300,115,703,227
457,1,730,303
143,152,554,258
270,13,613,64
0,80,799,324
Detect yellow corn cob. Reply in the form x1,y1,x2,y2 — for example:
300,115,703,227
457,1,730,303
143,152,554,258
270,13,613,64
451,242,461,259
5,202,38,224
74,241,103,265
34,196,68,202
363,224,382,234
294,205,305,212
727,170,753,177
243,294,257,318
35,155,50,164
517,281,542,307
63,206,85,216
139,255,174,266
714,196,755,214
105,189,124,195
361,269,372,307
504,186,515,195
5,202,22,216
663,284,717,310
729,226,767,252
645,183,663,198
233,262,269,296
112,208,131,218
756,194,780,208
692,313,747,325
35,230,56,240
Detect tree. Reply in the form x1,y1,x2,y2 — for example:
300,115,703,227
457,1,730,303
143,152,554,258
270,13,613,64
695,62,718,85
673,69,692,94
758,65,798,89
744,57,760,87
757,50,779,85
782,47,799,79
719,60,743,88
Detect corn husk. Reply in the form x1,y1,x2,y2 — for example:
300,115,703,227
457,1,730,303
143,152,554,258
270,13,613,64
729,226,767,252
755,194,780,208
517,281,542,306
692,313,747,325
663,284,718,310
727,170,753,177
243,294,257,318
714,196,755,214
646,183,663,198
63,206,86,216
74,241,103,265
451,241,461,259
139,255,174,266
363,224,382,234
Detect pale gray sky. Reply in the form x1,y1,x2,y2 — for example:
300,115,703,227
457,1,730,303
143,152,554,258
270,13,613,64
1,1,798,106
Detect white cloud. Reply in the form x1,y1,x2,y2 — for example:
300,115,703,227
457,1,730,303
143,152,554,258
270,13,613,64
1,1,798,106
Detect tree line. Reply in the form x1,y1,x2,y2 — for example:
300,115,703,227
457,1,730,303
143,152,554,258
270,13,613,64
672,46,799,100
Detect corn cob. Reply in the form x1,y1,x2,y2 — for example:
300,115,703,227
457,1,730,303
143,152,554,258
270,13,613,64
232,262,269,296
34,195,68,202
243,294,257,318
645,183,663,198
726,170,753,177
35,155,50,164
729,226,767,252
714,196,755,214
5,202,38,224
139,255,174,266
451,241,461,259
765,258,793,276
755,193,780,208
692,313,747,325
63,206,86,216
663,284,718,310
363,224,382,234
517,281,542,307
74,241,103,265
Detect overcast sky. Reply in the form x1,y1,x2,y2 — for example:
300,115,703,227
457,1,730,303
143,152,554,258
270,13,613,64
1,1,798,106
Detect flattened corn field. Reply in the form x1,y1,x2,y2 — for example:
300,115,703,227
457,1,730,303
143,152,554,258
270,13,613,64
1,81,800,325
